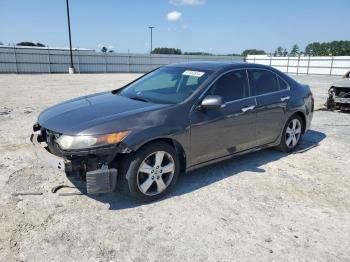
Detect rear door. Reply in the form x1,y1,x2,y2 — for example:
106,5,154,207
189,69,257,166
248,69,290,146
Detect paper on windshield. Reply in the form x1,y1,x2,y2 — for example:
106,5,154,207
182,70,205,77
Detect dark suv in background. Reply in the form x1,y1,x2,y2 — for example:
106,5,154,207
31,62,314,201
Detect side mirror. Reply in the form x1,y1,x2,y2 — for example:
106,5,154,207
198,95,225,110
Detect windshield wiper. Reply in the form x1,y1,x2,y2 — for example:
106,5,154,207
128,96,149,103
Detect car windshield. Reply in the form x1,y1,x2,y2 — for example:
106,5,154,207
119,67,212,104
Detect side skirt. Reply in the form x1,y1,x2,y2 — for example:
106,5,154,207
185,142,278,173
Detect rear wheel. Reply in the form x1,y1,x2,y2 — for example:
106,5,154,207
276,115,303,152
118,141,179,202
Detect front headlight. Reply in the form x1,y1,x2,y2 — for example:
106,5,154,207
56,131,130,150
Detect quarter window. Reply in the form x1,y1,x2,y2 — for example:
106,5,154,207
210,70,249,102
278,77,288,90
249,69,279,95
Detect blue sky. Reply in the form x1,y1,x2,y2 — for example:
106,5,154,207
1,0,349,54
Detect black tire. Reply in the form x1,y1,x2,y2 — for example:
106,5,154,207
117,141,179,202
276,114,303,152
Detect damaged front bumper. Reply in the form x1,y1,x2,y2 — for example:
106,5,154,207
30,133,118,194
326,86,350,110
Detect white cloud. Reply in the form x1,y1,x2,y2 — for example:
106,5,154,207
167,11,182,21
169,0,205,5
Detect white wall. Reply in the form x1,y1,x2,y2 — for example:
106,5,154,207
246,55,350,76
0,46,243,74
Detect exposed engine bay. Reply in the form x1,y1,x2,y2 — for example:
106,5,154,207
326,71,350,111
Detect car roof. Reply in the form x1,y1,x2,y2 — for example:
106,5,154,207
164,61,272,72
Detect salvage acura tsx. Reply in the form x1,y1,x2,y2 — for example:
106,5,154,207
31,62,314,201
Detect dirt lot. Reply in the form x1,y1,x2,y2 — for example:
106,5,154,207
0,73,349,262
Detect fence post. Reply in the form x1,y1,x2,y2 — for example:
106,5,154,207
286,56,290,73
296,55,300,75
329,56,334,76
269,56,272,66
306,56,311,75
76,49,80,73
128,49,131,73
253,55,256,63
104,52,108,73
47,47,51,73
149,53,152,72
13,45,18,73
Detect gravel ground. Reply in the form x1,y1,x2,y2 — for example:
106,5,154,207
0,73,349,262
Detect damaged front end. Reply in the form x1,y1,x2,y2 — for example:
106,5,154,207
326,86,350,111
30,124,130,194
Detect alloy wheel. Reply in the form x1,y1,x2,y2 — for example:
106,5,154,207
137,151,175,196
285,118,302,148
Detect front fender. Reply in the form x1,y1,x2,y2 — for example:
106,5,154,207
123,125,190,157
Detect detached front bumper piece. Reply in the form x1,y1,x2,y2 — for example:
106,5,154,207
30,133,118,194
86,166,117,194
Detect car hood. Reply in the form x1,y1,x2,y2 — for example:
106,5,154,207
332,79,350,88
38,92,169,135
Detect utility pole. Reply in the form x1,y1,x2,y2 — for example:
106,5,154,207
66,0,75,74
148,26,154,54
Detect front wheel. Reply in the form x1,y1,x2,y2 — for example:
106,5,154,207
276,115,303,152
118,141,179,202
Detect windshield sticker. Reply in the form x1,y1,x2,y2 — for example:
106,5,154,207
182,70,205,77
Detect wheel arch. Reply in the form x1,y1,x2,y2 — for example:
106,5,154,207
132,137,187,173
293,111,306,134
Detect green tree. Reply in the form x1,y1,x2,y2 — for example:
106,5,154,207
16,42,45,47
241,49,266,57
184,52,213,56
108,50,115,53
151,47,182,55
328,41,350,56
227,53,241,56
290,44,300,56
101,46,108,53
274,46,284,56
17,42,37,47
283,48,288,57
0,41,3,45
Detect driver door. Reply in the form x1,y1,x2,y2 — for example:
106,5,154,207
189,69,257,166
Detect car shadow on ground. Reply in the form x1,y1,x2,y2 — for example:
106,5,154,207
68,129,326,210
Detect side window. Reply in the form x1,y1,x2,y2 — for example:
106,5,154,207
248,69,279,95
278,76,288,90
210,70,249,102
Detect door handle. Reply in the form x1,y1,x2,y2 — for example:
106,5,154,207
281,96,290,102
241,105,255,112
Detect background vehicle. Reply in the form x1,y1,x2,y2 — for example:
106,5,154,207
31,62,314,201
326,71,350,111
